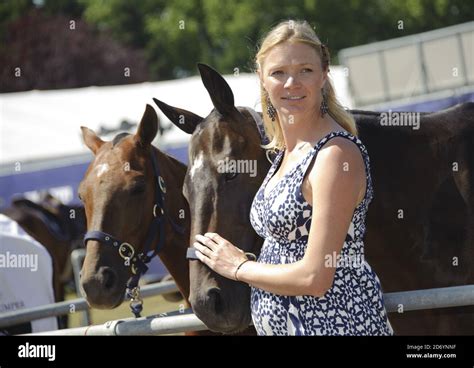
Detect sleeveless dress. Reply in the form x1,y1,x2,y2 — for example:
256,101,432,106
249,131,393,336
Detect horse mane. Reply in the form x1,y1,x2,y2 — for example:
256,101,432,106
153,145,187,174
8,198,72,241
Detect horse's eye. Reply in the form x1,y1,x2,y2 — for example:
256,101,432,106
130,185,145,195
224,172,238,181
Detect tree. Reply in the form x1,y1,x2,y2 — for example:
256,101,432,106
2,0,473,90
0,9,149,92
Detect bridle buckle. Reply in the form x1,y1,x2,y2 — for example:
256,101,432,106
153,204,164,218
119,242,135,260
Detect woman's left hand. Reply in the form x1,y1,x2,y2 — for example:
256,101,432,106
193,233,248,280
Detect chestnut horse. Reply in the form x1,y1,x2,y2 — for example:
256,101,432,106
155,63,474,335
78,105,191,313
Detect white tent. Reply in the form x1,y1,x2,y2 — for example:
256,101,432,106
0,67,352,167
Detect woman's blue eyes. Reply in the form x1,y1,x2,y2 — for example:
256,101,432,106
270,68,313,76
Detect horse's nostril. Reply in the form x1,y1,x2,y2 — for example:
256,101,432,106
207,288,223,314
102,268,117,290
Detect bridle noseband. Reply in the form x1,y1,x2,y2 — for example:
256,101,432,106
83,150,184,317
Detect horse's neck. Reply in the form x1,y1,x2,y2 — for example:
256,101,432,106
152,147,191,301
243,112,273,174
151,146,187,204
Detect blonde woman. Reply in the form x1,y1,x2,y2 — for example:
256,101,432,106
193,20,393,335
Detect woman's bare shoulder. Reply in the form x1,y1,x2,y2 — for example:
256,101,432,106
309,135,365,183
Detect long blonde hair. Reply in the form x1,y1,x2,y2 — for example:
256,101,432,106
255,20,357,151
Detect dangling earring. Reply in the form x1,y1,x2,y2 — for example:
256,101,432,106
266,95,277,121
320,88,329,117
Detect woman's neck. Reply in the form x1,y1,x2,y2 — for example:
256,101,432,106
280,112,329,152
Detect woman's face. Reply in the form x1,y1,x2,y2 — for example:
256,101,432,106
260,41,327,120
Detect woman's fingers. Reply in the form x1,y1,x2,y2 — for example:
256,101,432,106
195,234,218,250
204,232,223,244
194,247,212,267
194,242,212,258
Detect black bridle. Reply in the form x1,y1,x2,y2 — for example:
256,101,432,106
83,150,184,317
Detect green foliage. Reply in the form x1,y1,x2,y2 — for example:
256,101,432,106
2,0,473,84
80,0,160,47
41,0,84,17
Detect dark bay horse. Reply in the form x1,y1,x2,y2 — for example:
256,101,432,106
1,193,86,304
78,105,191,312
154,64,271,333
353,105,474,335
1,193,86,330
155,63,474,335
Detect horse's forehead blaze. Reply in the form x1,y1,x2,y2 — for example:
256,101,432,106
90,143,145,177
95,163,110,178
189,151,204,180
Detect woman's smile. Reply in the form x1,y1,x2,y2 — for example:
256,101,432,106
282,95,306,100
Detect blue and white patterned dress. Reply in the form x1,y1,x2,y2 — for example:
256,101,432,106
249,131,393,335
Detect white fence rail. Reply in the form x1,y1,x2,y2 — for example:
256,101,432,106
15,284,474,336
0,281,179,329
27,310,206,336
384,284,474,312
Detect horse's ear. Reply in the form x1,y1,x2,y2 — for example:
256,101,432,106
135,104,158,147
197,63,236,116
153,98,202,135
80,126,105,154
